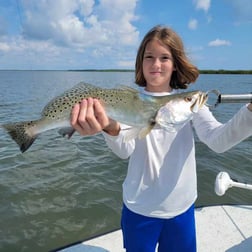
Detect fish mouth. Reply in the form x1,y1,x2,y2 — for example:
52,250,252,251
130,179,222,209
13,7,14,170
199,92,208,106
190,92,208,112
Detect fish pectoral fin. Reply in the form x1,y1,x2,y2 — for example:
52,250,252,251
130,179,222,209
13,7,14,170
58,127,75,139
121,127,138,142
122,125,155,142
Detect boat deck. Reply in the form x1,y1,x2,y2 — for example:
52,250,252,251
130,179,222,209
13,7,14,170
58,205,252,252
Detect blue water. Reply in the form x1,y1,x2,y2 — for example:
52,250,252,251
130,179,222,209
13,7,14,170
0,71,251,251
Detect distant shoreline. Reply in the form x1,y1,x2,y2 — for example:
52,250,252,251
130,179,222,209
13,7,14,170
1,69,252,74
68,69,252,74
199,70,252,74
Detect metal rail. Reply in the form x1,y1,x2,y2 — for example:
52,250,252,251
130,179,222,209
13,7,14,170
206,90,252,107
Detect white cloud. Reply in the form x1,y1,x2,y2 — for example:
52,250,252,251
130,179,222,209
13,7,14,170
188,18,198,30
208,39,231,47
21,0,139,48
0,0,139,69
194,0,211,12
0,42,10,52
0,35,62,64
117,60,135,68
79,0,95,16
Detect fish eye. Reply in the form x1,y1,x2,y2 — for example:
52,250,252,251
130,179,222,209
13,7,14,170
184,97,192,102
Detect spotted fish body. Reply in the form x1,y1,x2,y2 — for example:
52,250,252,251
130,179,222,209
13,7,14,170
42,83,159,128
2,82,208,152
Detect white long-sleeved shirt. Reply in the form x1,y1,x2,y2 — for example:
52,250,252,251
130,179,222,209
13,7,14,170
102,92,252,218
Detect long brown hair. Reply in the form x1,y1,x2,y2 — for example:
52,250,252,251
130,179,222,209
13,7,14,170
135,25,199,89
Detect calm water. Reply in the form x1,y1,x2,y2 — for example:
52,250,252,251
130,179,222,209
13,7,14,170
0,71,251,251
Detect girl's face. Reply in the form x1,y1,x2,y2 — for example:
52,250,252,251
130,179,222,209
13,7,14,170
143,39,175,92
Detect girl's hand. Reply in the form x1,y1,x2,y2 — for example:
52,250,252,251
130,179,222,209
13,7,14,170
71,98,120,136
248,103,252,112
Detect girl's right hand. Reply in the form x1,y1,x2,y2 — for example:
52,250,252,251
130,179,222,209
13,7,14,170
70,97,120,136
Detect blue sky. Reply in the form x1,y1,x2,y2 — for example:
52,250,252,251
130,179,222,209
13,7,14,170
0,0,252,70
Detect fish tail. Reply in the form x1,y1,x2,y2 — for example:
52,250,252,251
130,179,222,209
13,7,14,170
1,120,39,153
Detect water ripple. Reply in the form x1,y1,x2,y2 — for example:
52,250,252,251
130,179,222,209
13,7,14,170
0,71,251,251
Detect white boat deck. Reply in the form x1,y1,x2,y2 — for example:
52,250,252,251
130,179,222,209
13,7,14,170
196,205,252,251
59,205,252,252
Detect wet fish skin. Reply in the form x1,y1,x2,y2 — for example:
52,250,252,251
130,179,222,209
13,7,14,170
155,89,208,132
1,82,158,152
1,82,208,152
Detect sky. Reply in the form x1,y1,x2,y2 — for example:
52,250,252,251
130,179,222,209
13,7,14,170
0,0,252,70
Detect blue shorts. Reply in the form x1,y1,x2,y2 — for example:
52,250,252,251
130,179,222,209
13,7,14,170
121,204,196,252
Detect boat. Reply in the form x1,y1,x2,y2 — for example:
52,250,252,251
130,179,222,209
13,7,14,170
54,172,252,252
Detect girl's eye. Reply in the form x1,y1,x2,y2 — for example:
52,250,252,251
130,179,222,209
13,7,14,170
143,55,173,61
162,56,172,61
144,55,152,59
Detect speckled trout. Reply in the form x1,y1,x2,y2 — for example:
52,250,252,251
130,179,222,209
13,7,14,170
2,82,208,152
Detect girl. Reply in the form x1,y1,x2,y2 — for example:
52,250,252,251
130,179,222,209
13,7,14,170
71,25,252,251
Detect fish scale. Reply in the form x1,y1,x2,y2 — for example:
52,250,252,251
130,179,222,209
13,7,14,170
1,82,208,152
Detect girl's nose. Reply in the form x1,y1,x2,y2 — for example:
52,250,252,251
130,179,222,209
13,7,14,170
152,58,161,67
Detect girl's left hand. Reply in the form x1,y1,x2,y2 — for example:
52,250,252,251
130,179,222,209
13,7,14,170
248,103,252,112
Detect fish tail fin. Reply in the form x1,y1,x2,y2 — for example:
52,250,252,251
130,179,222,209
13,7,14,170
1,121,39,153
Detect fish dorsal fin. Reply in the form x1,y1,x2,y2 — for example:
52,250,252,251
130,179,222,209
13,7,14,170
73,82,98,91
117,85,139,93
